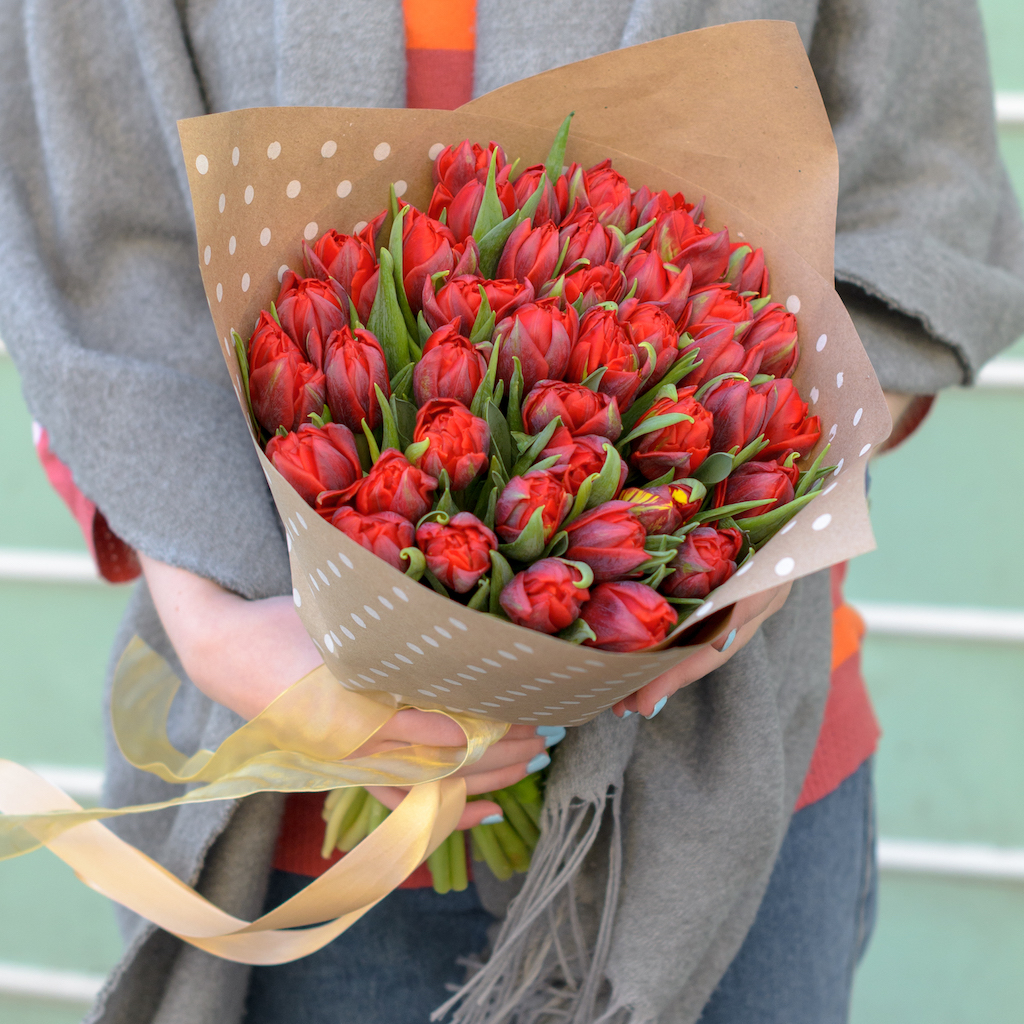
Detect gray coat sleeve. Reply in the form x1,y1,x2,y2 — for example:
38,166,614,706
0,0,290,598
810,0,1024,391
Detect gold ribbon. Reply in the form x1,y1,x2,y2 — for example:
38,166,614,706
0,636,507,963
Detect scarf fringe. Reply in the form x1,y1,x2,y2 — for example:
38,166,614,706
433,788,625,1024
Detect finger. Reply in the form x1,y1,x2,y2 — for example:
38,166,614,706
364,786,502,831
457,735,546,776
462,762,542,795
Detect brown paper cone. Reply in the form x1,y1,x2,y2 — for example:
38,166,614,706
178,21,889,727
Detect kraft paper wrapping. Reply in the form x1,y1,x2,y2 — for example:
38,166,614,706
178,20,889,728
0,23,891,965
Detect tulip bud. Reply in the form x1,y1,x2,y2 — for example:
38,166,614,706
494,470,572,545
721,460,799,518
631,187,696,233
724,243,769,297
558,209,621,268
422,275,533,336
702,378,774,455
496,220,561,293
680,321,764,389
621,301,681,390
583,160,635,233
433,140,507,193
412,399,490,491
413,325,488,407
557,262,627,314
275,271,348,368
416,512,498,593
541,434,627,496
265,423,362,506
567,307,645,410
662,526,743,599
428,173,516,243
621,250,693,324
322,326,391,432
630,385,714,481
753,378,822,461
331,508,415,572
620,480,705,534
522,380,622,440
563,501,649,582
653,213,730,288
247,311,326,435
511,165,565,225
580,582,677,652
400,208,460,315
740,303,799,379
499,558,590,634
493,300,577,393
304,225,381,322
355,449,437,521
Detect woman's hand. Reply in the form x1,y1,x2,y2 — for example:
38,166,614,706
139,554,549,828
612,581,792,718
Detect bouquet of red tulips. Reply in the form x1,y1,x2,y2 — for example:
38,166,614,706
241,119,830,665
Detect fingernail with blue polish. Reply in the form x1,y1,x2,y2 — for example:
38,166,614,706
536,726,566,748
526,753,551,775
645,696,668,720
481,814,504,826
721,628,737,652
620,709,634,718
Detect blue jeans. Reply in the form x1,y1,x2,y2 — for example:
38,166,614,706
244,760,876,1024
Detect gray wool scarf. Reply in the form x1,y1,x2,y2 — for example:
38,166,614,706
0,2,1021,1023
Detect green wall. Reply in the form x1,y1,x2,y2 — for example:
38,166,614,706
0,5,1022,1022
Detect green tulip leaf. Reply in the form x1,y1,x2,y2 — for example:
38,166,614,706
562,475,594,526
467,575,492,611
691,451,734,486
417,310,434,346
435,481,458,519
269,301,281,326
622,217,657,249
692,499,773,525
472,148,505,242
498,505,548,562
644,467,678,488
544,113,574,186
586,443,624,510
389,362,415,403
640,563,671,590
795,443,833,499
387,202,419,338
619,356,697,433
366,247,412,375
488,550,515,616
405,438,430,464
557,558,594,589
530,455,563,474
731,433,770,469
551,233,572,279
231,329,260,439
617,412,694,451
400,546,426,582
542,529,569,559
422,567,450,596
478,212,520,280
507,357,525,434
557,617,597,645
470,333,501,417
511,417,562,477
486,400,513,478
580,366,607,392
741,491,820,548
694,371,748,403
374,384,400,453
360,419,381,464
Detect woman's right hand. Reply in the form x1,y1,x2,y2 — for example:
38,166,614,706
139,553,551,828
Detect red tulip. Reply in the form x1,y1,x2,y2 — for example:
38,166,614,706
428,172,516,243
558,262,628,314
702,378,776,455
541,433,627,496
303,220,382,323
511,164,566,226
753,378,821,461
413,324,488,407
354,449,437,521
422,275,533,336
630,385,714,481
496,220,561,292
563,501,649,582
583,159,635,232
494,470,572,544
581,582,677,652
275,272,347,368
322,326,391,432
494,300,577,393
661,526,743,599
653,211,730,288
721,459,799,518
567,306,645,409
499,558,590,634
330,508,415,572
620,301,681,389
412,399,490,491
680,321,764,389
740,303,799,379
620,481,704,534
522,380,621,440
558,209,622,269
247,311,326,434
622,250,693,324
433,140,507,193
265,423,362,506
400,207,461,315
416,512,497,593
725,243,770,297
631,187,698,233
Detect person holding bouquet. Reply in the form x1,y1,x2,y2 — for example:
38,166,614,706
0,2,1021,1024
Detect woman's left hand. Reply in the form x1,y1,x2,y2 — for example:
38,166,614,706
613,581,792,718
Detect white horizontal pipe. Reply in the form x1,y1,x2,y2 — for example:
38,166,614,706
878,838,1024,881
0,962,103,1004
27,765,104,803
0,548,99,584
996,91,1024,125
854,601,1024,643
975,358,1024,389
